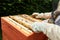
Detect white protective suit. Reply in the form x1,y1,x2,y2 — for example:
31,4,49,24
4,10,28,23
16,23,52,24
31,15,60,40
31,1,60,40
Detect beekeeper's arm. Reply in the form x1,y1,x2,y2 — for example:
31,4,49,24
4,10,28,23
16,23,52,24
32,12,51,19
31,22,60,40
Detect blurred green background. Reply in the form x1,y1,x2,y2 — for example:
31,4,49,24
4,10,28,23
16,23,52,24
0,0,52,16
0,0,53,40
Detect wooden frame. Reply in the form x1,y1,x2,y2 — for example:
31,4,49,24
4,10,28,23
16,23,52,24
1,14,48,40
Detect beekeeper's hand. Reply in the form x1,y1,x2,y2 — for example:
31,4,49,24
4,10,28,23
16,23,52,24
31,22,48,33
32,12,51,19
32,12,39,18
31,22,60,40
36,12,51,19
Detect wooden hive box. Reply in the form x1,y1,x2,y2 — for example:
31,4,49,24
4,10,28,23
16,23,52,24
1,14,48,40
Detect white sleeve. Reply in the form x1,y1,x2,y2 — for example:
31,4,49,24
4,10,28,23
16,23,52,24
45,23,60,40
31,22,60,40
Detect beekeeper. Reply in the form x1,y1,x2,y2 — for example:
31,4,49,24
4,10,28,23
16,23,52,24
31,1,60,40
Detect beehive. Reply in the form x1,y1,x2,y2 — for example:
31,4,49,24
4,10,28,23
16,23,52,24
1,14,48,40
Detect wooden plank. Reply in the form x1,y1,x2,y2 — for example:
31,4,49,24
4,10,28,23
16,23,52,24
20,14,42,22
9,16,33,30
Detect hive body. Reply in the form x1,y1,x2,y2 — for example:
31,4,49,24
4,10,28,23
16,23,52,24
1,14,48,40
